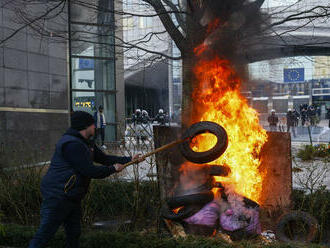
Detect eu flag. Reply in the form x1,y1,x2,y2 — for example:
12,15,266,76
283,68,304,83
79,59,94,69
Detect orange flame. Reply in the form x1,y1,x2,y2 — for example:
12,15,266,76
191,57,268,203
206,18,221,34
172,206,184,214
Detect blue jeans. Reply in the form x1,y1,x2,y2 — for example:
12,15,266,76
29,198,81,248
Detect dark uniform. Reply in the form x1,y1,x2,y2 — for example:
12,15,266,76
300,108,307,126
307,106,317,126
267,112,279,131
155,110,168,125
132,110,144,144
286,110,296,137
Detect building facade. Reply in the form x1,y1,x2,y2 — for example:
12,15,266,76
122,0,182,118
249,56,330,115
0,2,68,167
0,0,124,167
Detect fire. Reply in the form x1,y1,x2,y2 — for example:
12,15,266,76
191,57,268,203
172,206,184,214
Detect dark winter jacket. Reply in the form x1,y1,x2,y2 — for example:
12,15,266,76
286,112,295,126
41,128,131,202
132,113,143,125
301,109,307,119
155,113,167,125
267,114,279,126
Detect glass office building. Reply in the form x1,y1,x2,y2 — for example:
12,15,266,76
69,0,118,141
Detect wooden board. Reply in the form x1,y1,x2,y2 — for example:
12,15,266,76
259,131,292,211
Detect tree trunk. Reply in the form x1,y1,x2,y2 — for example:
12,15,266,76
181,52,196,129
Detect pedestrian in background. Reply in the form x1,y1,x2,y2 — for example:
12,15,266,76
300,107,307,126
141,110,151,124
141,110,152,141
154,109,167,125
94,105,107,149
132,109,143,146
286,109,296,137
307,105,317,126
292,109,300,127
267,109,279,132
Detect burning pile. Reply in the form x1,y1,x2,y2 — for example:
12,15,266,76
164,54,269,239
190,57,268,203
162,56,268,239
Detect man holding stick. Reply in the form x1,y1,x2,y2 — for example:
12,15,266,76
29,111,143,248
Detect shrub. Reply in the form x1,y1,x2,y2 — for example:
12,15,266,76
297,144,330,161
292,189,330,243
82,180,160,228
0,166,43,225
0,167,159,228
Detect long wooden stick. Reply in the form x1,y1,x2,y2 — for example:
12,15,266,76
123,137,189,168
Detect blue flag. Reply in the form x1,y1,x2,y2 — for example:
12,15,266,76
283,68,304,82
79,59,94,69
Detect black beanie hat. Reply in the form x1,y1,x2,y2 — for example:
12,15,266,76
70,111,95,131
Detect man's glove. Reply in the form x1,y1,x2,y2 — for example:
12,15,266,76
132,153,144,163
113,163,125,172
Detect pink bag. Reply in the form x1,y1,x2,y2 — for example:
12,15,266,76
184,202,220,227
220,208,261,234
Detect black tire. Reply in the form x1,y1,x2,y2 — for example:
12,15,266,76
161,204,203,221
175,178,214,196
208,164,231,176
275,211,319,243
167,191,214,209
243,197,259,209
180,121,228,164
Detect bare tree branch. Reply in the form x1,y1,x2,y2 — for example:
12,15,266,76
75,0,186,18
142,0,186,53
270,5,330,28
161,0,186,34
0,0,66,45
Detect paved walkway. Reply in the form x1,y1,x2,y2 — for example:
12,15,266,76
262,119,330,143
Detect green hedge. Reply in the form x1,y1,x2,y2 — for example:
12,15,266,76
296,144,330,161
0,166,159,227
82,180,159,227
0,224,325,248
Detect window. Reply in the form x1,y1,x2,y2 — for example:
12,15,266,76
123,17,134,30
139,16,153,29
139,16,145,28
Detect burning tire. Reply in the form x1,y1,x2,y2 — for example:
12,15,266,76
275,211,319,243
161,205,203,221
162,191,214,221
167,191,214,209
243,197,259,209
180,121,228,164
